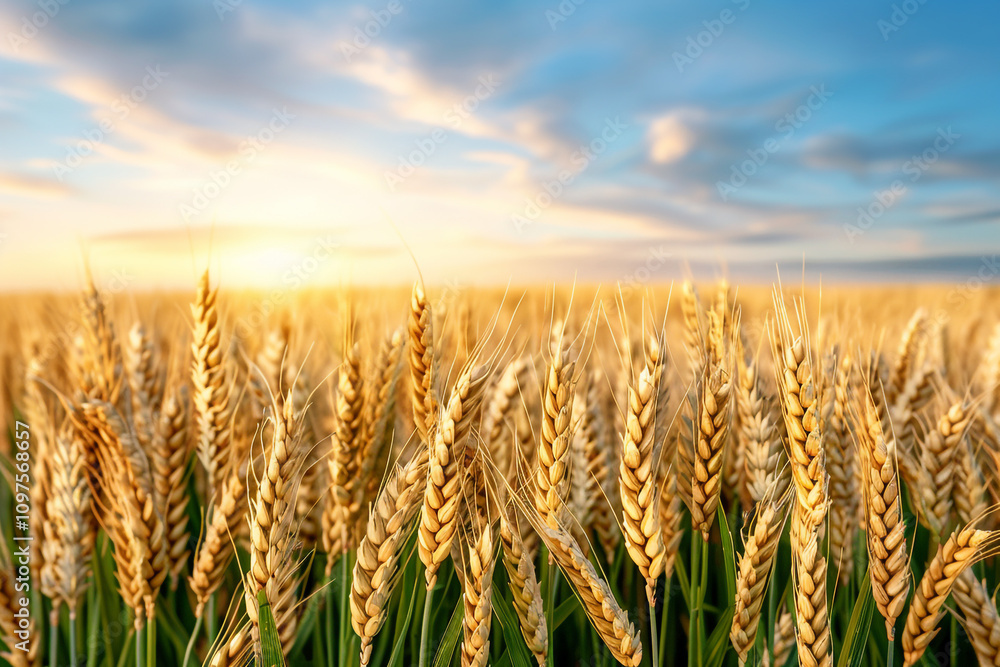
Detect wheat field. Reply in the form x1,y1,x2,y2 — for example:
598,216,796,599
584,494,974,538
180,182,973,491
2,273,1000,667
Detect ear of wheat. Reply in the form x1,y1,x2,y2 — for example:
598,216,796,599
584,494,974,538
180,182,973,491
409,283,438,444
619,333,665,603
418,362,490,589
902,525,996,666
190,269,231,490
498,504,547,666
730,491,790,663
74,401,168,628
150,384,193,586
324,340,366,561
126,322,161,447
358,329,405,510
524,502,642,666
689,309,734,540
952,569,1000,665
351,451,426,666
915,398,971,535
770,291,831,667
39,423,95,618
853,388,909,639
460,524,496,667
826,350,858,585
535,334,577,531
887,309,928,406
483,357,530,481
247,390,307,656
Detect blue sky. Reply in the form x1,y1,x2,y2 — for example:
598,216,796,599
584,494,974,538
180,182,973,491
0,0,998,289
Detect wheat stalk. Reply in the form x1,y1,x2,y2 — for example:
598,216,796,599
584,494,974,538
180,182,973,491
409,283,438,444
688,310,734,539
39,422,94,619
619,333,665,603
953,569,1000,666
916,398,971,535
769,291,831,667
74,401,168,627
902,524,995,666
535,335,577,530
853,388,909,639
351,450,426,666
190,269,231,490
246,390,307,656
324,340,366,560
730,493,790,663
498,504,547,666
460,524,496,667
418,362,490,589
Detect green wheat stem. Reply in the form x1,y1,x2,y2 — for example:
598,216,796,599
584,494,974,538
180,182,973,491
181,614,203,667
147,613,156,667
70,610,78,667
136,622,145,667
418,578,434,667
546,556,557,667
326,580,336,667
49,609,58,667
206,594,218,647
658,585,670,667
648,595,659,667
339,554,350,667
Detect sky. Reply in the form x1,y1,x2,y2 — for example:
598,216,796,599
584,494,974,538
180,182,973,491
0,0,998,291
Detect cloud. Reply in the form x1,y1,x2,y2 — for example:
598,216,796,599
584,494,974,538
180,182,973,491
0,170,72,197
648,112,697,164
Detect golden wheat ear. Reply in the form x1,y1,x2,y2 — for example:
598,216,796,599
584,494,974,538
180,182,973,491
417,359,490,589
730,488,790,663
514,491,642,667
902,525,1000,666
851,383,909,640
322,339,366,564
351,451,426,666
619,331,666,605
768,287,831,667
